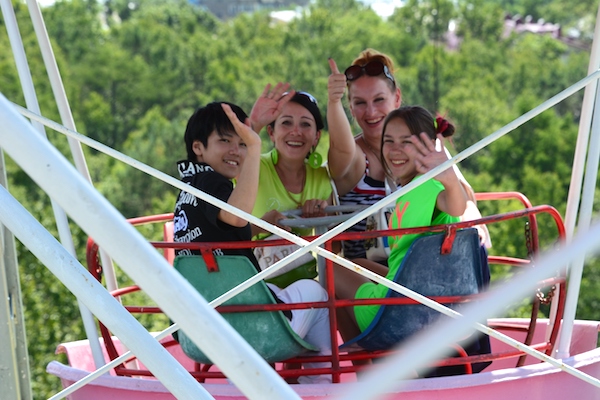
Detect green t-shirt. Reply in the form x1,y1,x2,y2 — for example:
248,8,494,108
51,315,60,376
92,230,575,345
252,151,333,239
354,177,460,331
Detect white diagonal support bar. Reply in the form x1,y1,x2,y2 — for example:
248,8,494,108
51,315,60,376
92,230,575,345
25,0,120,317
0,0,104,369
0,185,214,400
0,154,32,400
558,2,600,358
0,93,299,400
337,220,600,400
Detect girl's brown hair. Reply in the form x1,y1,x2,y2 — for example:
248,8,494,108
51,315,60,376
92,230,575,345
380,106,455,177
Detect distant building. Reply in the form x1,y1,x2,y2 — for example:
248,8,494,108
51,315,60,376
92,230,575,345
190,0,311,20
502,14,588,51
503,14,561,40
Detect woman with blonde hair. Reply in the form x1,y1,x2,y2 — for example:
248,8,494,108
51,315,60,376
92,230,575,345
327,49,489,263
327,49,403,260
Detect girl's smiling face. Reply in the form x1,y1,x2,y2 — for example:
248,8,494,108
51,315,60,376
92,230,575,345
382,117,419,186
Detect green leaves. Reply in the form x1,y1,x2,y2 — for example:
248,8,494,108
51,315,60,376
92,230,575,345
2,0,599,396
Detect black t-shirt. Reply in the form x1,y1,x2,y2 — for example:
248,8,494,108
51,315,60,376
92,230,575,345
173,160,260,270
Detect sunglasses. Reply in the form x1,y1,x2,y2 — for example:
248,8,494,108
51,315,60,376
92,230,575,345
344,61,396,84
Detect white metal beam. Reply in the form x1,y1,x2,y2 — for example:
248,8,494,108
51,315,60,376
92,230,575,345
0,186,214,400
337,220,600,399
25,0,120,309
0,0,104,369
0,93,299,400
0,152,32,400
557,2,600,358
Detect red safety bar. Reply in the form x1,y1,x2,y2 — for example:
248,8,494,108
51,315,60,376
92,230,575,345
85,192,567,382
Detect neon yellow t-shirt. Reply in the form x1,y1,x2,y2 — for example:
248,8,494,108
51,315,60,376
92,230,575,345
354,177,460,331
252,151,333,239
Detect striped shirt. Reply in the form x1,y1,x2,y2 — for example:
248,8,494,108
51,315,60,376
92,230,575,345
339,163,386,259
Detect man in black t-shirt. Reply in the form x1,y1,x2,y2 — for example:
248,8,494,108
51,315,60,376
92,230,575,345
172,100,331,383
174,160,260,267
173,102,261,264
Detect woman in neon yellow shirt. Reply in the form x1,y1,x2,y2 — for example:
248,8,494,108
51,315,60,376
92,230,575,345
249,85,335,287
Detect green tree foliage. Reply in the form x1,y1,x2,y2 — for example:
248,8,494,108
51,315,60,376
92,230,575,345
1,0,599,397
391,0,456,43
456,0,505,41
313,0,362,12
98,106,181,217
72,41,155,148
42,0,103,64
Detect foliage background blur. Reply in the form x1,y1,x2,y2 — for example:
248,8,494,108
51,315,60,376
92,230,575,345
1,0,600,397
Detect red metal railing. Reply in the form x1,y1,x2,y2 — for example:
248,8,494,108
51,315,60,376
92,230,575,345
86,192,567,382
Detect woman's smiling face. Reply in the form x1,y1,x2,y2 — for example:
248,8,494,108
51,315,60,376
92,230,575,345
269,101,320,161
348,75,401,140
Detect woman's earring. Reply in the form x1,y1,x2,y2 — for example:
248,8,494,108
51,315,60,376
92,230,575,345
307,148,323,169
270,148,279,165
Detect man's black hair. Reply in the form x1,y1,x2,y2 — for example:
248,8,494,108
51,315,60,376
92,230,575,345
184,102,248,161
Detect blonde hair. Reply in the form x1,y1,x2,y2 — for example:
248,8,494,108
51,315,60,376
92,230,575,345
351,48,396,75
347,48,399,95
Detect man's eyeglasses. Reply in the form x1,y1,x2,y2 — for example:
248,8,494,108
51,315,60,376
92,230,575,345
344,61,396,85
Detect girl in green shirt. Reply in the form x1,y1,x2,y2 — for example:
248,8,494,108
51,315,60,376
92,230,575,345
334,106,469,340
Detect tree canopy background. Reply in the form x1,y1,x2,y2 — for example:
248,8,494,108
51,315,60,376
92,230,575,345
1,0,599,397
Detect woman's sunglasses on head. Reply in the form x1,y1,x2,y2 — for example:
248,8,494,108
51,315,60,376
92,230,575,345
297,91,318,105
344,61,396,85
282,91,319,105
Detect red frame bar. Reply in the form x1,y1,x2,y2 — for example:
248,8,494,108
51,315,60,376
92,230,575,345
86,192,567,382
